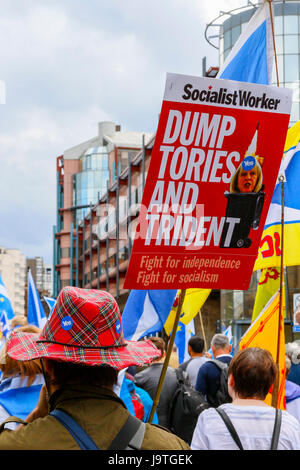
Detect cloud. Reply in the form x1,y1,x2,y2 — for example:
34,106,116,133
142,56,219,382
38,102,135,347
0,0,237,265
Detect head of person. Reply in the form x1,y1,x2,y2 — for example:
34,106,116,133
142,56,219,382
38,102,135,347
285,341,300,365
210,333,231,358
0,325,42,386
5,287,161,393
228,347,277,401
9,315,28,330
188,336,205,357
230,158,262,194
148,337,165,362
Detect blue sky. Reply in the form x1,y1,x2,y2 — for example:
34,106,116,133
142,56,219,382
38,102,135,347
0,0,244,264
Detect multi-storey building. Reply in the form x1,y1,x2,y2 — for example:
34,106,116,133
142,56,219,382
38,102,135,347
53,121,152,299
0,247,25,316
26,257,53,297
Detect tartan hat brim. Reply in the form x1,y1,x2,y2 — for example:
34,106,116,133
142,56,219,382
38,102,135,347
6,331,161,369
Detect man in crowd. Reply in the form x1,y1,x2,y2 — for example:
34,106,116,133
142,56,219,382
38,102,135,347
0,287,190,450
184,336,208,388
134,337,178,429
195,333,232,407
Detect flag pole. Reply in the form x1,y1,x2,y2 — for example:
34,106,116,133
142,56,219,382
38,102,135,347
199,310,208,352
271,174,285,408
268,0,283,409
148,288,186,423
267,0,279,87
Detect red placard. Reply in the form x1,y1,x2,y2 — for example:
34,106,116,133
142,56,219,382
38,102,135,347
124,73,292,291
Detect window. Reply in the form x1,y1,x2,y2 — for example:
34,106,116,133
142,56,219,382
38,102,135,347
285,54,299,82
284,35,299,54
275,15,283,35
61,247,70,259
275,35,283,55
224,30,231,51
231,25,241,46
284,15,298,35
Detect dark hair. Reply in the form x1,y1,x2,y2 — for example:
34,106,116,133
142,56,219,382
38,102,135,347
148,337,165,359
228,348,277,400
188,336,204,353
47,360,118,388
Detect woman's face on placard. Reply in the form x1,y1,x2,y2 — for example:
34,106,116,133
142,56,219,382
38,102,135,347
237,168,258,193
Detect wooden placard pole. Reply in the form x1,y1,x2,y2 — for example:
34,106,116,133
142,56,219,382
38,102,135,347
271,175,285,408
148,289,186,423
268,0,279,87
268,0,284,408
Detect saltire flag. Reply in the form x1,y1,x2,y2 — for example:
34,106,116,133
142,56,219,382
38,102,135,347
217,0,274,85
0,375,44,423
122,290,177,341
175,319,195,365
164,289,210,336
239,290,286,410
44,296,56,318
0,275,15,338
114,369,135,417
27,269,47,329
254,121,300,271
252,267,286,322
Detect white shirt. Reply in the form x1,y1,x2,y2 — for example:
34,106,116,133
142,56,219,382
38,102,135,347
191,403,300,450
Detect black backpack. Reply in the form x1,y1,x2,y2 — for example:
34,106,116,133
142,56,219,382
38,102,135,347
207,359,232,407
168,368,210,444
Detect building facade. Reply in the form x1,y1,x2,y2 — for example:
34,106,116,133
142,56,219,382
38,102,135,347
26,257,53,297
0,247,25,316
53,121,152,299
205,0,300,343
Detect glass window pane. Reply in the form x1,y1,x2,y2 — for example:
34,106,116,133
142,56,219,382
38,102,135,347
272,54,284,83
290,102,299,123
231,25,241,46
285,54,299,82
224,30,231,50
275,15,283,35
224,49,230,61
284,15,298,35
275,35,283,55
284,35,299,54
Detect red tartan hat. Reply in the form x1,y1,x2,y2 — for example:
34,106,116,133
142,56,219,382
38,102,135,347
6,287,160,369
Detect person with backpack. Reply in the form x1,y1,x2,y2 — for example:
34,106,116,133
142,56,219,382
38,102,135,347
191,347,300,450
195,333,232,407
134,337,178,429
0,287,190,450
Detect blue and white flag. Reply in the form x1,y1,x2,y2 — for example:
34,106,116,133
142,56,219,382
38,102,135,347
27,270,47,329
0,375,44,424
0,275,15,338
43,296,56,318
175,319,195,365
122,290,177,341
217,1,274,85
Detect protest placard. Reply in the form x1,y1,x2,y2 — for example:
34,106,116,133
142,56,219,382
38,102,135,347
124,73,292,291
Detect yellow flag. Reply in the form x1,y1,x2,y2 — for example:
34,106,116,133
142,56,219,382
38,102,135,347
164,288,211,336
240,290,286,410
252,268,286,322
254,121,300,271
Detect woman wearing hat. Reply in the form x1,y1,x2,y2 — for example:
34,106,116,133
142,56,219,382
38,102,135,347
0,287,190,450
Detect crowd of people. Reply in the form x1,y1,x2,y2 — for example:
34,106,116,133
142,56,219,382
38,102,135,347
0,286,299,450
